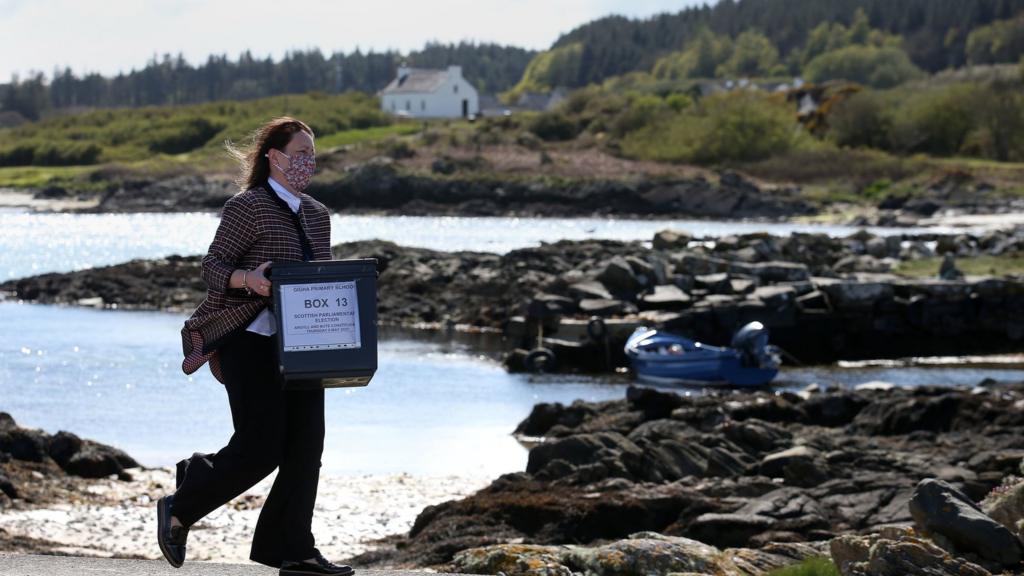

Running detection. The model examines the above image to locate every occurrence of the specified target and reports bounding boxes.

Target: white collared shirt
[267,176,301,213]
[246,176,302,336]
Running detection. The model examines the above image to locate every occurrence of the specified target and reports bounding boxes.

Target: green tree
[966,16,1024,64]
[847,8,871,45]
[805,45,924,88]
[621,92,797,164]
[716,30,780,77]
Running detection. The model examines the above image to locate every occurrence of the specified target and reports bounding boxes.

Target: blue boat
[624,322,781,386]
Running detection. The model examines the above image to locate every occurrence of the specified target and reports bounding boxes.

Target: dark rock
[742,262,811,283]
[802,393,869,427]
[696,273,732,294]
[0,428,49,462]
[597,258,643,296]
[865,237,889,259]
[652,230,692,251]
[853,395,961,435]
[533,458,577,481]
[904,198,942,216]
[637,285,692,310]
[730,278,757,295]
[568,280,613,301]
[526,432,642,477]
[47,431,83,467]
[752,285,796,308]
[720,419,792,454]
[817,279,894,310]
[626,386,687,420]
[578,298,630,315]
[674,254,729,276]
[60,444,131,478]
[0,473,16,499]
[514,402,592,437]
[939,253,964,281]
[795,290,829,311]
[728,396,805,423]
[686,513,776,548]
[759,446,828,487]
[834,254,891,274]
[909,478,1022,566]
[526,293,576,317]
[624,256,656,287]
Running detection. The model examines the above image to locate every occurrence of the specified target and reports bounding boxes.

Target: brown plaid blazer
[181,181,332,384]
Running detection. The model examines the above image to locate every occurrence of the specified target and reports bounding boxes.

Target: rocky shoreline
[0,411,143,555]
[2,166,813,219]
[5,380,1024,574]
[4,227,1024,372]
[0,410,490,562]
[350,382,1024,575]
[8,157,1021,225]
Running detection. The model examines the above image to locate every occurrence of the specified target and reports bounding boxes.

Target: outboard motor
[730,322,777,368]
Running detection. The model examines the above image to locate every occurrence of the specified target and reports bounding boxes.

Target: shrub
[968,85,1024,161]
[889,84,976,156]
[805,45,924,88]
[381,138,415,159]
[665,93,692,113]
[742,146,924,185]
[515,131,542,150]
[608,94,668,137]
[0,91,396,165]
[621,92,797,164]
[347,107,389,130]
[529,111,580,141]
[145,117,225,154]
[829,91,894,149]
[0,143,36,166]
[0,140,102,166]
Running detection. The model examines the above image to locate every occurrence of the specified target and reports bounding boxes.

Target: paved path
[0,555,461,576]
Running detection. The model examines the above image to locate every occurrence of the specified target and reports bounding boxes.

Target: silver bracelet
[242,269,252,295]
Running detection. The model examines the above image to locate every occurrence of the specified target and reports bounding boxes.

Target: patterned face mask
[273,150,316,192]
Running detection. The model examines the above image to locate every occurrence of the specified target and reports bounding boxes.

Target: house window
[421,100,425,111]
[406,100,410,110]
[453,85,459,94]
[390,101,395,111]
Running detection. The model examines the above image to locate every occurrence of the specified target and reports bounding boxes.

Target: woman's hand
[245,261,273,297]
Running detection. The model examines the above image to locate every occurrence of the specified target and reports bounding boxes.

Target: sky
[0,0,710,81]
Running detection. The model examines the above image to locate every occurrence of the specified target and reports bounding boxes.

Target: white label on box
[279,280,361,351]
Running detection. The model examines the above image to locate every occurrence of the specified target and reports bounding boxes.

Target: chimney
[397,62,410,82]
[447,65,462,78]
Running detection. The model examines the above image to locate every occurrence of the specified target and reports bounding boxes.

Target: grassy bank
[894,254,1024,277]
[3,75,1024,215]
[766,557,839,576]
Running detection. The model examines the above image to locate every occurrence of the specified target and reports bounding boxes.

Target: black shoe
[157,495,188,568]
[280,550,354,576]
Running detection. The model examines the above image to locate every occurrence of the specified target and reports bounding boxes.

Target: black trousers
[172,329,325,567]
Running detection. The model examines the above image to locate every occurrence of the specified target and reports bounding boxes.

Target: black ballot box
[269,259,378,389]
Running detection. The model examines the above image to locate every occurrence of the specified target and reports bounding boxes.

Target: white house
[379,65,479,119]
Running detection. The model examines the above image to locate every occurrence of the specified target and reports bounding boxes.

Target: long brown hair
[226,116,314,191]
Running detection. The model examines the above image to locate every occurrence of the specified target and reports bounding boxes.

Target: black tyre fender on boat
[586,316,608,341]
[525,347,557,373]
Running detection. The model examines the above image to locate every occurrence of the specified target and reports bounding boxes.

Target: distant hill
[513,0,1024,92]
[5,0,1024,121]
[0,42,536,120]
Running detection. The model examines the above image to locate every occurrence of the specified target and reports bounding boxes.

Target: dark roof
[380,69,448,94]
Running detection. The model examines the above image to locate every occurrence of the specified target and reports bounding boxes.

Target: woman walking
[159,117,352,576]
